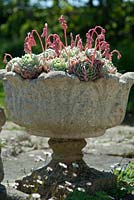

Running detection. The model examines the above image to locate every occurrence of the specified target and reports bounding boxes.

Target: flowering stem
[91,40,107,67]
[64,29,67,47]
[110,50,122,60]
[45,34,48,51]
[3,53,13,64]
[91,42,101,67]
[32,30,45,52]
[62,43,68,57]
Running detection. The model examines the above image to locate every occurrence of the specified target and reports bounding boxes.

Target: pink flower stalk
[24,42,31,54]
[46,34,56,49]
[41,23,48,50]
[46,34,62,56]
[86,28,99,49]
[97,33,105,41]
[41,23,48,38]
[75,34,80,44]
[110,50,122,61]
[94,26,105,35]
[53,34,62,56]
[74,34,83,51]
[88,27,107,67]
[90,29,99,40]
[91,41,109,67]
[32,30,45,52]
[95,33,105,50]
[77,38,83,51]
[86,26,105,50]
[70,33,75,49]
[24,32,36,54]
[46,34,53,47]
[101,43,110,59]
[86,31,93,49]
[3,53,13,64]
[93,27,105,49]
[59,15,68,47]
[46,33,68,57]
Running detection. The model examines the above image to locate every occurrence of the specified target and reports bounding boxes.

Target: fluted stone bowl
[0,70,134,139]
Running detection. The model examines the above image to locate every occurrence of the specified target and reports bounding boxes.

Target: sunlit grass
[0,93,5,107]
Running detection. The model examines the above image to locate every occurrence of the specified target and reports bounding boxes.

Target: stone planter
[1,71,134,137]
[0,69,134,198]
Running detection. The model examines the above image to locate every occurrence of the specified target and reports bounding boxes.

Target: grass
[113,162,134,196]
[0,92,5,107]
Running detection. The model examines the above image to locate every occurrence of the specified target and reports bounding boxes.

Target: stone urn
[0,69,134,198]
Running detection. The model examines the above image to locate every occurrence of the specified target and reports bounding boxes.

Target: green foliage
[66,191,111,200]
[113,162,134,196]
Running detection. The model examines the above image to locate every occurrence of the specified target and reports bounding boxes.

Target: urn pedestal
[0,70,134,198]
[16,138,116,199]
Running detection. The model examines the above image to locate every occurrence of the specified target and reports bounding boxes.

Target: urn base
[16,138,116,199]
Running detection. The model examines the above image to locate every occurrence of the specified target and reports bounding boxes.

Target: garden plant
[3,15,121,81]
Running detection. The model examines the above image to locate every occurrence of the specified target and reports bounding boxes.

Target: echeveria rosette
[51,58,67,71]
[6,54,44,79]
[61,46,80,60]
[6,57,22,73]
[3,15,121,80]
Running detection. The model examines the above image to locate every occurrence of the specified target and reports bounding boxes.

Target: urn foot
[16,138,116,199]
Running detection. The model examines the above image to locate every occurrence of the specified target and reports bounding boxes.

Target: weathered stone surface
[1,71,134,138]
[0,184,29,200]
[0,69,6,80]
[85,125,134,157]
[49,138,86,162]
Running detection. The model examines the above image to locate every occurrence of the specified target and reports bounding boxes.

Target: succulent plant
[51,58,67,71]
[101,58,117,74]
[19,54,43,79]
[6,57,22,73]
[3,15,121,80]
[62,46,80,60]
